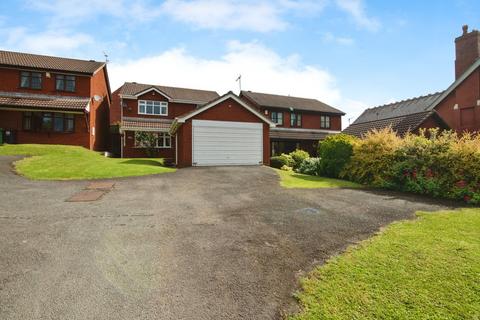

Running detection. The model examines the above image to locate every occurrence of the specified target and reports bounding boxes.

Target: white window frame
[138,100,168,116]
[134,131,171,149]
[156,132,171,148]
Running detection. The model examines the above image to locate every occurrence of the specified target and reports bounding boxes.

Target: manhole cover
[296,207,321,215]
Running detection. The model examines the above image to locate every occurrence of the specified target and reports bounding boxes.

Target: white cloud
[161,0,283,32]
[323,32,354,46]
[108,41,341,102]
[0,27,94,55]
[160,0,326,32]
[335,0,380,31]
[26,0,163,25]
[108,41,366,128]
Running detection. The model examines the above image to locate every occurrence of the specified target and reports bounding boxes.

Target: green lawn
[291,208,480,319]
[0,144,175,180]
[276,169,361,189]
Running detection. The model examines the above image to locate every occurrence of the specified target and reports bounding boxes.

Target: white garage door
[192,120,263,166]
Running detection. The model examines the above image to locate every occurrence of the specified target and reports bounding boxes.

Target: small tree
[318,133,357,178]
[135,132,158,157]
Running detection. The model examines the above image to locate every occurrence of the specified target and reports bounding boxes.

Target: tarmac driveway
[0,156,452,319]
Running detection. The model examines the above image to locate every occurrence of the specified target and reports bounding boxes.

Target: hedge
[341,128,480,204]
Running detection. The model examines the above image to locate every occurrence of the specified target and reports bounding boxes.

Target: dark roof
[352,92,444,124]
[343,111,436,137]
[343,91,448,137]
[119,82,219,104]
[241,90,345,114]
[270,128,331,140]
[0,91,89,111]
[0,50,105,75]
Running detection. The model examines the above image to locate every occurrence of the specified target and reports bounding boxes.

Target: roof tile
[0,91,89,111]
[0,50,104,74]
[343,111,434,137]
[120,82,219,104]
[241,90,345,114]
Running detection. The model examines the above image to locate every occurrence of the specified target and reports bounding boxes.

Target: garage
[171,92,275,167]
[192,120,263,166]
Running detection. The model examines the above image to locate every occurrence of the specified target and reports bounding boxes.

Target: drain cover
[296,207,320,215]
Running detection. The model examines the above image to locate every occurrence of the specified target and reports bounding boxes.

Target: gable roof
[343,92,446,137]
[241,90,345,115]
[0,50,105,75]
[428,58,480,110]
[343,111,441,137]
[352,92,444,125]
[170,92,275,134]
[119,82,219,104]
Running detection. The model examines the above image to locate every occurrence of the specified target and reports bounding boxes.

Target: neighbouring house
[0,50,111,150]
[344,25,480,137]
[239,90,345,156]
[111,82,275,167]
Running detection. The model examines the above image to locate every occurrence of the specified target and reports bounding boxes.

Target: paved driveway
[0,156,453,319]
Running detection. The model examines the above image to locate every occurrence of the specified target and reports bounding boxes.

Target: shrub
[289,149,310,169]
[298,157,322,176]
[341,127,402,186]
[342,127,480,203]
[318,134,357,178]
[270,153,294,169]
[281,165,293,171]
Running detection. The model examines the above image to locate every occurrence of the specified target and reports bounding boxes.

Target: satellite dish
[93,95,103,102]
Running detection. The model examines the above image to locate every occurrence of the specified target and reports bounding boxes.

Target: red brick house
[240,91,345,155]
[112,82,275,167]
[344,25,480,137]
[0,50,111,150]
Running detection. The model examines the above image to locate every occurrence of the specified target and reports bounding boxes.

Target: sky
[1,0,480,127]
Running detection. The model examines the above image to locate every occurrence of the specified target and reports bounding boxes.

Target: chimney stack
[455,24,480,79]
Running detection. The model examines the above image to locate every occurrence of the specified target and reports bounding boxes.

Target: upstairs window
[321,115,331,129]
[56,74,76,92]
[138,100,168,116]
[20,71,42,89]
[290,113,302,127]
[271,111,283,125]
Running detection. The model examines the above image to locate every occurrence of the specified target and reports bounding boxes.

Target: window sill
[133,146,172,149]
[137,113,169,117]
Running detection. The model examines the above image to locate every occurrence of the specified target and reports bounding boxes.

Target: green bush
[270,153,294,169]
[298,157,322,176]
[289,149,310,169]
[341,128,401,185]
[342,128,480,204]
[317,134,357,178]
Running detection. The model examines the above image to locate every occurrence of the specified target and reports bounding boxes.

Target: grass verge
[276,169,361,189]
[0,144,175,180]
[290,208,480,319]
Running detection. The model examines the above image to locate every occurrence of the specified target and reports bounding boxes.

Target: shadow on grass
[119,159,164,166]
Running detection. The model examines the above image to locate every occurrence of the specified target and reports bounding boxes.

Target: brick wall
[0,109,89,148]
[176,97,270,167]
[435,69,480,133]
[0,67,91,97]
[122,130,175,159]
